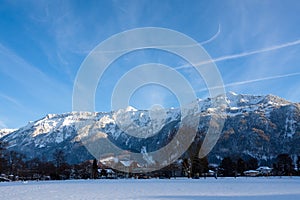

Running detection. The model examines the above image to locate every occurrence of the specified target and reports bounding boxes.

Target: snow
[2,92,299,164]
[0,177,299,200]
[99,115,114,128]
[284,111,297,138]
[126,106,138,112]
[0,128,16,138]
[120,160,133,167]
[228,91,238,96]
[244,170,259,173]
[3,92,293,145]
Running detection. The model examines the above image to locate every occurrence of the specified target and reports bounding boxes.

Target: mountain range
[1,92,299,165]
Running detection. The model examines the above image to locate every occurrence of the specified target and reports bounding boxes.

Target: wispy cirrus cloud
[0,43,70,113]
[197,72,300,93]
[0,43,68,93]
[200,24,221,45]
[0,93,23,108]
[176,38,300,70]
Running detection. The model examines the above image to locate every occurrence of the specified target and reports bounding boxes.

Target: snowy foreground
[1,177,300,200]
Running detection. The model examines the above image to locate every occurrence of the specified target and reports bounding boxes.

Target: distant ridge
[1,93,299,164]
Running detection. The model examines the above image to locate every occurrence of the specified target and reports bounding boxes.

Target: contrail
[91,25,221,54]
[226,72,300,87]
[197,72,300,92]
[200,24,221,45]
[176,38,300,70]
[0,93,23,108]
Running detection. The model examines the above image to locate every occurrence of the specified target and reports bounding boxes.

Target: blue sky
[0,0,300,128]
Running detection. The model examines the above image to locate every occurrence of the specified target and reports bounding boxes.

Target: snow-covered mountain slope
[205,92,300,164]
[1,93,299,164]
[1,106,183,163]
[0,128,17,138]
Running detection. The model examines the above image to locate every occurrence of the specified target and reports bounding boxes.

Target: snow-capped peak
[125,106,138,112]
[227,91,238,96]
[1,92,299,165]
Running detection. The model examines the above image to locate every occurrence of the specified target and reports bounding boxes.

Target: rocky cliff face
[208,96,300,164]
[1,92,299,164]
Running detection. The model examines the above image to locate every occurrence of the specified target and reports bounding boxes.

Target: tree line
[0,141,92,180]
[184,154,300,178]
[1,140,300,181]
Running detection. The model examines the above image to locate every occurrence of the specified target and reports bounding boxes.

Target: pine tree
[236,158,246,175]
[191,156,200,178]
[0,141,8,173]
[182,158,191,178]
[52,149,66,179]
[219,157,235,177]
[100,168,107,178]
[297,156,300,176]
[92,159,98,179]
[297,156,300,167]
[246,157,258,170]
[277,154,293,176]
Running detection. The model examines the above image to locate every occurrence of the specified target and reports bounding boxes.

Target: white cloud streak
[79,24,222,54]
[227,72,300,87]
[200,24,221,45]
[0,93,23,108]
[197,72,300,92]
[0,43,70,109]
[176,38,300,70]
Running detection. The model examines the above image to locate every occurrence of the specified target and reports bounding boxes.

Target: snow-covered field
[1,177,300,200]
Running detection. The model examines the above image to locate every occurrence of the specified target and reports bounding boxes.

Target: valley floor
[0,177,300,200]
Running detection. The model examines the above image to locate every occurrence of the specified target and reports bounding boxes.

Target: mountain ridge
[1,92,299,165]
